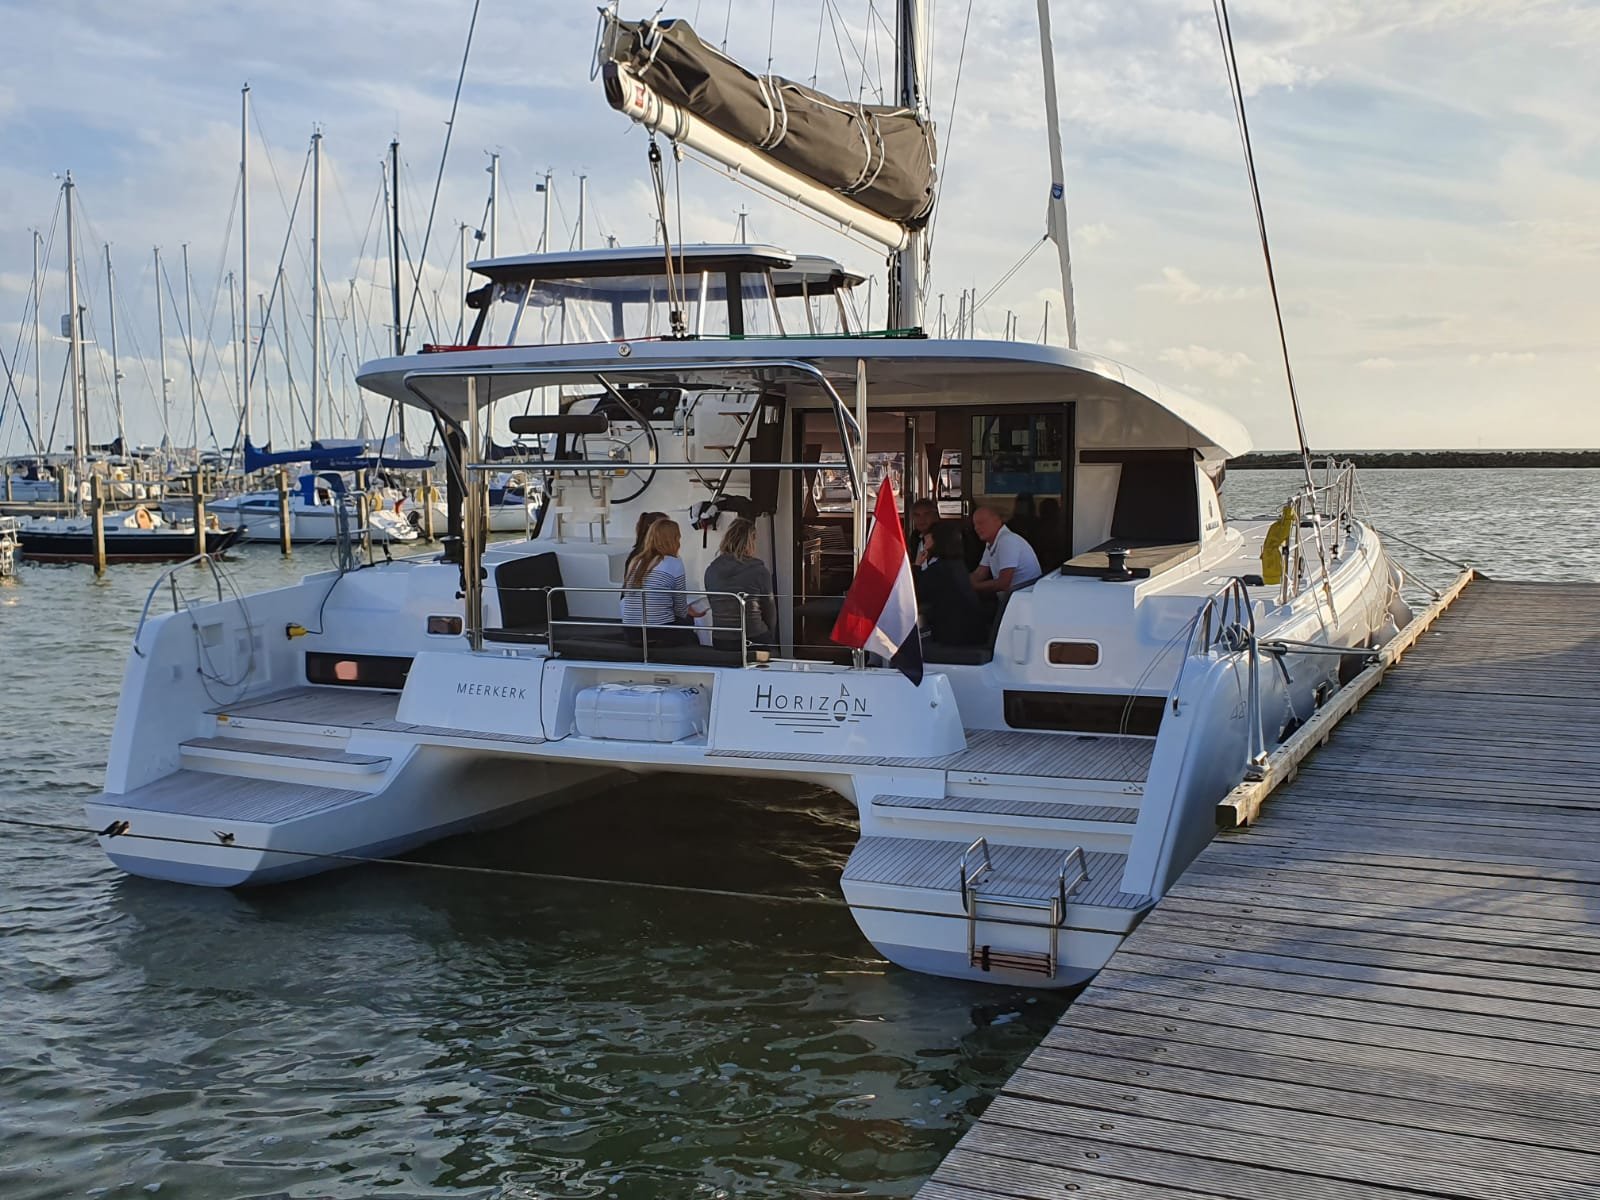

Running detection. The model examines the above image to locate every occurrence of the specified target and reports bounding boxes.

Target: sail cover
[601,17,936,226]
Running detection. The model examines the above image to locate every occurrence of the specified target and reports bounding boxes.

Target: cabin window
[1004,690,1164,736]
[1047,640,1100,667]
[305,651,413,690]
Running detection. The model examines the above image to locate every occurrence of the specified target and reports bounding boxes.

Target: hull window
[1004,690,1163,737]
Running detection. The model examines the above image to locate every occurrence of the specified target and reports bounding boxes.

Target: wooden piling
[420,483,436,542]
[276,468,292,556]
[90,474,107,575]
[192,469,208,558]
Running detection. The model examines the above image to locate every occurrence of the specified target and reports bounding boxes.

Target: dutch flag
[830,480,924,685]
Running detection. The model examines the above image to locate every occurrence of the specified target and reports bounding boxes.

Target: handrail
[958,836,993,913]
[1056,846,1089,918]
[535,583,758,666]
[1278,457,1358,606]
[131,554,229,658]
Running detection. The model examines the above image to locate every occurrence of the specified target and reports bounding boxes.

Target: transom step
[872,793,1138,824]
[181,736,390,775]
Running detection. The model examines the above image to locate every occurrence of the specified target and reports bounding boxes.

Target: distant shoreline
[1231,450,1600,470]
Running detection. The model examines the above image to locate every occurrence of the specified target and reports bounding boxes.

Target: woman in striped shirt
[620,518,705,647]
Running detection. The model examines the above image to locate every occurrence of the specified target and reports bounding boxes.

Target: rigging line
[974,235,1047,314]
[156,256,224,452]
[0,814,847,908]
[823,0,859,98]
[722,0,733,51]
[1210,0,1315,502]
[920,0,974,279]
[812,0,825,86]
[235,149,312,453]
[401,0,483,351]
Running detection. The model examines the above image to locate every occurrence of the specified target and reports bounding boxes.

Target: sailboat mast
[389,138,406,446]
[311,128,323,443]
[891,0,927,330]
[487,152,499,257]
[577,174,587,250]
[1035,0,1077,348]
[241,84,252,448]
[32,231,43,453]
[541,170,552,252]
[105,245,125,451]
[155,248,170,453]
[183,243,198,463]
[64,172,87,498]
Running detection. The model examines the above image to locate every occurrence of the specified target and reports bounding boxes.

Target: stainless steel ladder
[959,837,1089,978]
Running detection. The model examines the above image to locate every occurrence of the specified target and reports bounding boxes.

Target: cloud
[1075,222,1115,247]
[1139,267,1259,305]
[1357,356,1397,370]
[1159,344,1255,377]
[1467,351,1538,366]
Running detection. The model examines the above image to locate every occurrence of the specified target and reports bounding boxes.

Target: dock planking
[918,580,1600,1200]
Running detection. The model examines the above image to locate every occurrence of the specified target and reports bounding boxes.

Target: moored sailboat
[86,4,1410,988]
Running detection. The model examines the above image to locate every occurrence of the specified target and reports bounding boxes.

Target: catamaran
[86,5,1409,986]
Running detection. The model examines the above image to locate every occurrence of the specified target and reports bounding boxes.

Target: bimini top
[467,243,865,302]
[356,336,1253,461]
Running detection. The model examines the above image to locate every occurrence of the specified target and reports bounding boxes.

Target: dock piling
[192,469,207,558]
[90,474,106,575]
[276,468,292,556]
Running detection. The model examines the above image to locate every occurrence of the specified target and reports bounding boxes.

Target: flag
[830,480,924,685]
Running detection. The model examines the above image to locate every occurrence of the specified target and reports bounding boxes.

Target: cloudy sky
[1,0,1597,455]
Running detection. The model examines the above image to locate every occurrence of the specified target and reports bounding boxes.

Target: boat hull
[20,525,244,564]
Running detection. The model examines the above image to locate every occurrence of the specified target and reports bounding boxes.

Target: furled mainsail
[600,16,936,227]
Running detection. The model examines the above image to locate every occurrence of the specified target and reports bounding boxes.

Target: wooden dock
[920,579,1600,1200]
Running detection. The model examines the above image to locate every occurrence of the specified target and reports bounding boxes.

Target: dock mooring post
[90,474,107,575]
[192,469,208,558]
[421,483,436,542]
[276,468,292,556]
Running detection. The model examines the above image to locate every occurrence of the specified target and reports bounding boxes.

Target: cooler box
[574,683,708,742]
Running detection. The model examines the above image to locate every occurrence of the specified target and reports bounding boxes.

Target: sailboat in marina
[87,4,1408,987]
[17,173,244,565]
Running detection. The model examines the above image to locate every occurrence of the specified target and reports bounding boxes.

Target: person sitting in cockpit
[704,517,776,651]
[620,518,705,647]
[917,521,985,647]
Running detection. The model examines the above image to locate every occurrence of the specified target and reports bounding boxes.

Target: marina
[921,576,1600,1199]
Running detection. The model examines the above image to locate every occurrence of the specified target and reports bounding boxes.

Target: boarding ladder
[959,836,1089,979]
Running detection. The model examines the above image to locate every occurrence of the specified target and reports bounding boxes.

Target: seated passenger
[917,521,986,647]
[623,510,669,574]
[908,498,939,568]
[619,518,705,647]
[704,517,777,651]
[971,505,1043,594]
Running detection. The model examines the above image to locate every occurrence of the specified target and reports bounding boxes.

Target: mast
[278,267,296,446]
[540,170,552,252]
[105,245,125,451]
[64,172,86,501]
[155,248,170,453]
[183,243,198,463]
[577,174,587,250]
[311,128,323,442]
[487,152,499,257]
[389,138,406,445]
[31,231,43,453]
[228,271,240,443]
[891,0,927,330]
[1036,0,1077,348]
[241,84,252,448]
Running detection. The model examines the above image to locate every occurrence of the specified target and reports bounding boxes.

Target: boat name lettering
[751,683,870,728]
[456,682,528,701]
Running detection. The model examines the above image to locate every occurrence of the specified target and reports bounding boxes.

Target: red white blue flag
[830,480,924,685]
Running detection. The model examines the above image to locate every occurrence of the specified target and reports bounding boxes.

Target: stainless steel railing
[131,554,229,658]
[1171,576,1269,778]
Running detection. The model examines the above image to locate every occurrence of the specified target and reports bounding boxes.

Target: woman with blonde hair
[704,517,776,651]
[620,517,704,647]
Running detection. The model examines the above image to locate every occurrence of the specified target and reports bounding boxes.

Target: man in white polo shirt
[971,505,1042,595]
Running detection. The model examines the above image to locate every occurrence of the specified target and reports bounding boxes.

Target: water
[3,469,1598,1200]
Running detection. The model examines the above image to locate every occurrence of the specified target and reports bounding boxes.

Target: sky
[1,0,1598,455]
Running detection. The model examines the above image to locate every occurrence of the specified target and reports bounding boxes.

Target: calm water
[2,469,1597,1200]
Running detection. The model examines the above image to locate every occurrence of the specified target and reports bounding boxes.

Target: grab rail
[1057,846,1089,916]
[958,836,993,913]
[131,554,229,658]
